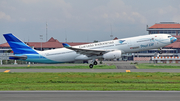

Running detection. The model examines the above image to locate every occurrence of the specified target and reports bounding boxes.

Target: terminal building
[147,22,180,35]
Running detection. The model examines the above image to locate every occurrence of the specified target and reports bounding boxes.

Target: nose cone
[170,37,177,43]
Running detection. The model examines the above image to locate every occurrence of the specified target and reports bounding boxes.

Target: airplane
[3,33,177,68]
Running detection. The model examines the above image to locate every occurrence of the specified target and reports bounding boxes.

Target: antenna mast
[110,25,113,40]
[46,22,48,41]
[65,29,67,42]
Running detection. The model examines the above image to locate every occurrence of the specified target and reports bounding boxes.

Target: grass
[1,63,180,69]
[136,63,180,69]
[1,72,180,91]
[0,65,116,69]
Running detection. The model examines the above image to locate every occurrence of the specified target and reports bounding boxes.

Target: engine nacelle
[103,50,122,59]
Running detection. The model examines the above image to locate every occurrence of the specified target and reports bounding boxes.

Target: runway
[1,69,180,73]
[0,91,180,101]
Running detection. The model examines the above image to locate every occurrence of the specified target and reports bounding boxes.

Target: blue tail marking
[62,43,71,48]
[3,33,38,54]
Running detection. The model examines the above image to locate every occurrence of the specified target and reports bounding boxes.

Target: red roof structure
[149,24,180,29]
[113,37,118,40]
[0,43,10,48]
[48,37,59,42]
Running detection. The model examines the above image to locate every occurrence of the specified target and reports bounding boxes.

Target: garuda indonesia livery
[3,33,177,68]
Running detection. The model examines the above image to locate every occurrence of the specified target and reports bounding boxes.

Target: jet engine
[103,50,122,59]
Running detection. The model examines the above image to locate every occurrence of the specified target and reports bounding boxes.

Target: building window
[168,31,171,34]
[150,31,158,34]
[159,31,163,33]
[163,30,167,33]
[150,31,152,34]
[172,31,176,33]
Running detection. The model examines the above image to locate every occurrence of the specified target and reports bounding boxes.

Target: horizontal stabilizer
[9,55,27,60]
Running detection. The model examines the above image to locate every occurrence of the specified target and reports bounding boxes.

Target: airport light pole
[110,25,113,40]
[40,35,43,51]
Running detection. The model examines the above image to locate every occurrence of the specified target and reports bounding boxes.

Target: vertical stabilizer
[3,33,38,54]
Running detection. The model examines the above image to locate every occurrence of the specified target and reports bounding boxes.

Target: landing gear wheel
[89,64,94,69]
[93,61,98,65]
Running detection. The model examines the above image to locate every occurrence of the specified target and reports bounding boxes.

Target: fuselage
[24,34,176,63]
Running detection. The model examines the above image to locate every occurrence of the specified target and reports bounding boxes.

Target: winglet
[62,43,71,48]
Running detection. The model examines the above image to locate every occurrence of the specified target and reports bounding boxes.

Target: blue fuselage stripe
[14,54,60,63]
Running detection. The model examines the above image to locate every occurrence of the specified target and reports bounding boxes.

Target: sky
[0,0,180,43]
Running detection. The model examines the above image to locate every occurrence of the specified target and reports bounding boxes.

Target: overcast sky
[0,0,180,43]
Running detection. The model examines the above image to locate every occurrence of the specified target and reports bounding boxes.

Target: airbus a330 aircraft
[3,33,177,68]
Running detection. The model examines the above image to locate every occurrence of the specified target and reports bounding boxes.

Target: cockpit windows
[168,36,172,38]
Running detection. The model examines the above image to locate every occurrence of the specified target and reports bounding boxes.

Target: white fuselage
[36,34,174,63]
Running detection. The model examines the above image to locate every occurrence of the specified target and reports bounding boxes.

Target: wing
[62,43,110,57]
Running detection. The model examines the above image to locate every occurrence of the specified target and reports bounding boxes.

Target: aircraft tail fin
[62,43,71,48]
[3,33,38,54]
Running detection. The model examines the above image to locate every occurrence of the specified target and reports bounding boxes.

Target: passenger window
[168,36,171,38]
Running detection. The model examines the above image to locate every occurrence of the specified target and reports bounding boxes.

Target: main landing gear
[89,61,98,69]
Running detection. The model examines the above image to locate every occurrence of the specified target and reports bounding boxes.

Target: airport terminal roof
[148,22,180,29]
[26,37,90,48]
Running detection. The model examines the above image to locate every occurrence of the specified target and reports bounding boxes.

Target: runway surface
[1,69,180,73]
[0,91,180,101]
